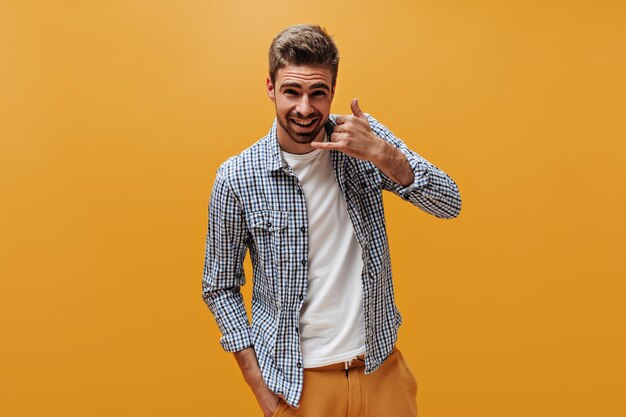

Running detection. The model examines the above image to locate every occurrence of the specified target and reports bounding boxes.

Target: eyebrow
[279,82,331,91]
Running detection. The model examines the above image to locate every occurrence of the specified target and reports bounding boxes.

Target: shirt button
[295,327,299,333]
[297,189,302,195]
[300,226,306,233]
[301,259,307,266]
[297,362,302,368]
[266,222,272,228]
[299,294,304,301]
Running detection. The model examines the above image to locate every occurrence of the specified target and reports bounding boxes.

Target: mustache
[289,112,322,119]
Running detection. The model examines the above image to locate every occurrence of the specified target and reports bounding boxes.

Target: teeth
[292,118,315,127]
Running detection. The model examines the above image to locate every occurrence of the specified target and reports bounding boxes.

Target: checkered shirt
[202,114,461,407]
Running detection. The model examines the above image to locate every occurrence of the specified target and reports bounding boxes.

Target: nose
[295,95,313,117]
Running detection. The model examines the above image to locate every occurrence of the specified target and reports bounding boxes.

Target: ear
[266,77,275,102]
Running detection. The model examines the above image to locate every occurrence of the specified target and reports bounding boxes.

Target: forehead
[275,65,333,88]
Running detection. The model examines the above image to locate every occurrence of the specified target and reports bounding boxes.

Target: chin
[290,133,316,144]
[290,128,323,144]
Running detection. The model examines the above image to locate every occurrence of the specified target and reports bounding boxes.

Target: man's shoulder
[216,134,271,179]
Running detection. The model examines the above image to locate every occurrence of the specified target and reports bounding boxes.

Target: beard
[276,110,326,144]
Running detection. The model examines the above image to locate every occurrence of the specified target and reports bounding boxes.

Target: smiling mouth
[290,117,318,127]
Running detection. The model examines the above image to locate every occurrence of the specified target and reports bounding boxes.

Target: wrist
[368,136,392,167]
[246,372,268,393]
[255,385,280,416]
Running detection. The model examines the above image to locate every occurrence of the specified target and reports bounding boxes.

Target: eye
[284,89,299,96]
[312,90,327,97]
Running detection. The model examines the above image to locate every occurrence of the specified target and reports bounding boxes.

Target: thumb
[351,98,366,119]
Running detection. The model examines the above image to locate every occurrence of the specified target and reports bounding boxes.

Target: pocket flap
[246,210,288,232]
[348,167,382,189]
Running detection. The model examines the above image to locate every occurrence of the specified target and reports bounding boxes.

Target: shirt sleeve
[367,114,462,219]
[201,161,252,352]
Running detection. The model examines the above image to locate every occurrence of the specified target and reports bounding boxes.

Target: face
[267,64,335,153]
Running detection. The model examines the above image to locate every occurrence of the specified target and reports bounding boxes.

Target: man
[202,24,461,417]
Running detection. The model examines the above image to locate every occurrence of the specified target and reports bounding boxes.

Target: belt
[305,346,398,372]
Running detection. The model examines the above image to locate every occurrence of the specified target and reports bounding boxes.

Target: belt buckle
[345,355,363,369]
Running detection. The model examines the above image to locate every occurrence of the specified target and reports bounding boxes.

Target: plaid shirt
[202,114,461,407]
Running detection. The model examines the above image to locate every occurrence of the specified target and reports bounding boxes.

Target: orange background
[1,1,625,416]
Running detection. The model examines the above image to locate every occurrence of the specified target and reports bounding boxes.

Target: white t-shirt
[282,141,366,368]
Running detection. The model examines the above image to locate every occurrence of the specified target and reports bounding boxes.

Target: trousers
[271,347,418,417]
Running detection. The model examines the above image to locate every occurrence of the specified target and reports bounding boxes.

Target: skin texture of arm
[233,347,281,417]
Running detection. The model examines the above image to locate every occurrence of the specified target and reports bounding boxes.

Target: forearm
[371,139,415,186]
[234,347,265,387]
[366,116,461,218]
[234,347,279,416]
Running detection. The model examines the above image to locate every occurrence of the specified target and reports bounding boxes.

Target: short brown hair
[269,24,339,86]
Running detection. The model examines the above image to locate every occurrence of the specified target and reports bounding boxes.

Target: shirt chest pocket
[246,210,291,265]
[348,168,382,190]
[346,168,383,212]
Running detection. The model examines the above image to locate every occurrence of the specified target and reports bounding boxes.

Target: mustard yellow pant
[272,348,418,417]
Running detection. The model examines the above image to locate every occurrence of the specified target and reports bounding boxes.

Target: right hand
[259,390,281,417]
[232,348,282,417]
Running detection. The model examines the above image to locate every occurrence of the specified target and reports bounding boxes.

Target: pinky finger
[311,141,338,150]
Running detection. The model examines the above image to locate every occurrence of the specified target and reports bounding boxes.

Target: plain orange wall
[1,1,625,416]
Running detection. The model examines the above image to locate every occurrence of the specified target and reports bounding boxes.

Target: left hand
[311,98,386,163]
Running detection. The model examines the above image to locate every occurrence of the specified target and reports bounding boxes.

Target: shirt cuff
[220,326,252,352]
